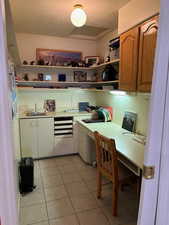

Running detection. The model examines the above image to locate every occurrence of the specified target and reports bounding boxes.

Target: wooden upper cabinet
[137,16,159,92]
[119,27,139,91]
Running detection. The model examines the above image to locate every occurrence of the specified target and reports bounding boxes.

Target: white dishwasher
[53,116,75,156]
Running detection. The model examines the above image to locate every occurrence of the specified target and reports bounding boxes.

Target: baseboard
[34,153,78,161]
[78,154,92,166]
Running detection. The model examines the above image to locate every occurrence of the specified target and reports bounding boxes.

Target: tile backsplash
[17,88,150,135]
[17,89,97,113]
[95,92,150,136]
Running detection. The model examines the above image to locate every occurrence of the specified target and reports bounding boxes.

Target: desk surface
[78,121,145,170]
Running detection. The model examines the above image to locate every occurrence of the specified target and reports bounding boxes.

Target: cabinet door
[119,27,139,91]
[78,124,96,164]
[54,136,74,156]
[73,122,79,154]
[138,16,159,92]
[20,119,38,158]
[73,115,92,154]
[37,118,54,158]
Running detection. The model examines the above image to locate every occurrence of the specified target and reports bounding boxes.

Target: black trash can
[19,157,36,194]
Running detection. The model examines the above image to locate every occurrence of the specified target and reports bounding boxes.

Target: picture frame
[58,74,66,82]
[74,71,87,82]
[44,99,56,112]
[122,112,137,132]
[85,56,100,66]
[36,48,82,66]
[44,75,52,81]
[37,73,44,81]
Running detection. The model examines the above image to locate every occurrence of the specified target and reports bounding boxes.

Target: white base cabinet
[20,118,54,159]
[37,118,54,158]
[20,119,38,158]
[20,114,92,159]
[53,116,74,156]
[73,114,95,164]
[77,124,96,164]
[53,136,74,156]
[73,115,92,154]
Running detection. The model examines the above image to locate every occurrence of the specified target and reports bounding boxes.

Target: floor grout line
[40,157,79,223]
[60,162,108,225]
[39,162,51,225]
[28,159,104,224]
[61,173,81,225]
[21,156,138,225]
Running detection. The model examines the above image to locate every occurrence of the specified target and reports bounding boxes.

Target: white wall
[16,32,97,62]
[17,89,97,114]
[17,88,150,135]
[16,31,120,65]
[12,115,21,212]
[12,116,21,161]
[118,0,160,34]
[96,30,118,62]
[96,92,150,136]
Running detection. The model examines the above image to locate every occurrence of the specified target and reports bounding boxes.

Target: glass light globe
[71,6,87,27]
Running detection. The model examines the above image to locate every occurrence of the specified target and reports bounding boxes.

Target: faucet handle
[35,103,37,112]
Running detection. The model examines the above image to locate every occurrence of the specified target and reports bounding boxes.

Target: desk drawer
[54,121,73,125]
[118,153,141,176]
[54,116,73,136]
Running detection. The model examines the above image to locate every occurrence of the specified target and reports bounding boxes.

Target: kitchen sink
[26,112,47,116]
[82,119,104,123]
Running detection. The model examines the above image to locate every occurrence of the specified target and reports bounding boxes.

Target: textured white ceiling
[10,0,130,38]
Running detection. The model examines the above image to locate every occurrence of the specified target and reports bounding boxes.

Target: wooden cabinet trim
[119,27,139,91]
[119,13,159,36]
[119,15,159,93]
[137,17,158,92]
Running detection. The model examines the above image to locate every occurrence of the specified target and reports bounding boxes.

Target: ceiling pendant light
[70,4,87,27]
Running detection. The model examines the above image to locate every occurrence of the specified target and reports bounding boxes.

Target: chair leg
[112,186,118,216]
[97,171,102,199]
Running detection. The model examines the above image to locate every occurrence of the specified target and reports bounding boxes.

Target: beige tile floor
[20,155,138,225]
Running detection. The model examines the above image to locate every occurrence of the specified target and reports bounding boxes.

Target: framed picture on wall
[74,71,87,82]
[85,56,100,66]
[36,48,82,66]
[44,75,52,81]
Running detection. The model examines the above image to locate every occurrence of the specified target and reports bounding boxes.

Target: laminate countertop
[19,111,92,119]
[77,120,145,169]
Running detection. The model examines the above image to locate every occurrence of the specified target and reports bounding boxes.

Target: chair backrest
[94,131,118,184]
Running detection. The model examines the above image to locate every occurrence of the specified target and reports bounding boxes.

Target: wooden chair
[94,131,135,216]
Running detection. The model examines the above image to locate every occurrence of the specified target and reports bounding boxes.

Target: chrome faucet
[35,104,37,112]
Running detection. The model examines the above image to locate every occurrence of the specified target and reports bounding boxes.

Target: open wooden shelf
[16,87,119,93]
[18,65,93,71]
[17,59,120,72]
[94,59,120,69]
[16,80,119,88]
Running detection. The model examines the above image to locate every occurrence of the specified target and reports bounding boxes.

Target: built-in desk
[77,121,145,176]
